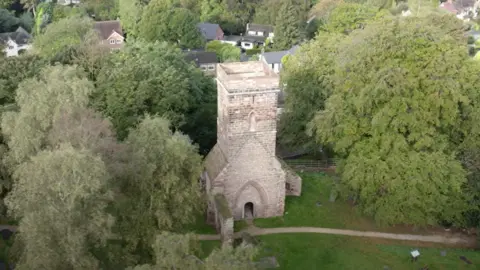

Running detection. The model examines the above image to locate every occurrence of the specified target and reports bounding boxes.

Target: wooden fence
[283,158,338,172]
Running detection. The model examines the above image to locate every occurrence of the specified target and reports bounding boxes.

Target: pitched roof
[241,35,266,43]
[440,2,458,13]
[197,22,220,40]
[94,20,123,40]
[454,0,475,9]
[185,51,218,66]
[204,144,228,180]
[262,45,299,64]
[0,27,31,45]
[246,23,274,34]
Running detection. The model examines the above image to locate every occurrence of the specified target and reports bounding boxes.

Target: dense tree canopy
[82,0,118,21]
[309,15,479,225]
[5,145,114,270]
[32,16,95,61]
[279,32,343,151]
[2,65,93,165]
[0,55,45,109]
[137,0,204,48]
[274,0,305,50]
[118,0,145,37]
[114,116,203,262]
[321,2,380,34]
[94,41,216,152]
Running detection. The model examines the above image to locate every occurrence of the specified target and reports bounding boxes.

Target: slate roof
[246,23,274,34]
[185,51,218,66]
[440,2,458,13]
[204,144,228,180]
[241,35,266,43]
[197,22,220,40]
[262,45,299,64]
[94,20,123,40]
[0,27,31,45]
[454,0,475,9]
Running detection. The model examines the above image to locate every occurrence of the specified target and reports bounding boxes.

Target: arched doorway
[243,202,254,219]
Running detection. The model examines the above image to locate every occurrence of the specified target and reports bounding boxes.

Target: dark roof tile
[94,20,123,40]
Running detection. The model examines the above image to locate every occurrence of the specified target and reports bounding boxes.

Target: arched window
[248,111,256,132]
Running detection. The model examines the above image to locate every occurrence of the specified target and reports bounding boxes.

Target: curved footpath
[1,224,474,246]
[197,226,476,246]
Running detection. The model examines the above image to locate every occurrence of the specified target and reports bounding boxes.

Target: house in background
[184,50,218,75]
[0,27,32,57]
[259,45,299,74]
[94,20,124,50]
[57,0,81,5]
[245,23,274,39]
[197,22,224,41]
[440,0,479,20]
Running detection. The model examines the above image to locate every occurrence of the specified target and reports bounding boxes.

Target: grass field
[201,234,479,270]
[254,173,450,235]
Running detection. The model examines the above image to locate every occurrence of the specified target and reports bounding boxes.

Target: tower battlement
[216,62,279,93]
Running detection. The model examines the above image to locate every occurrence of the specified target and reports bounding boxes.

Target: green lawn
[254,173,445,235]
[201,234,480,270]
[182,213,217,235]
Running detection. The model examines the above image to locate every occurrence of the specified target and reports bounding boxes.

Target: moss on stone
[214,194,232,219]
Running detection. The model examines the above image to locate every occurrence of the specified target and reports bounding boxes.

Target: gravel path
[1,224,473,246]
[197,226,475,246]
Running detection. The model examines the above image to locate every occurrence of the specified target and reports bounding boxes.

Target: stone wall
[279,159,302,196]
[213,194,234,246]
[223,136,286,220]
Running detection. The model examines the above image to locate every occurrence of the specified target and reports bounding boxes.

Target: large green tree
[309,15,478,225]
[33,16,109,81]
[321,2,380,34]
[82,0,119,21]
[94,41,217,152]
[273,0,304,50]
[118,0,145,37]
[1,65,94,165]
[200,0,256,34]
[137,0,204,48]
[32,16,94,61]
[0,55,46,109]
[5,145,114,270]
[114,116,203,263]
[278,32,343,151]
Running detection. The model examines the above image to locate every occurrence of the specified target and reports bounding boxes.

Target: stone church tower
[203,62,301,229]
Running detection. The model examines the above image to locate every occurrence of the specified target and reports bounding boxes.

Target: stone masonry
[203,62,301,227]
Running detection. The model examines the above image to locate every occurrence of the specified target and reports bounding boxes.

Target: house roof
[185,51,218,66]
[440,2,458,13]
[262,45,299,64]
[204,144,228,181]
[197,22,220,40]
[0,27,31,45]
[454,0,475,9]
[246,23,274,34]
[94,20,123,40]
[241,35,266,43]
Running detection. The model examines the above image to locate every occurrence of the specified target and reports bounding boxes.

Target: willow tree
[5,145,114,270]
[1,65,94,165]
[310,14,479,225]
[115,116,203,261]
